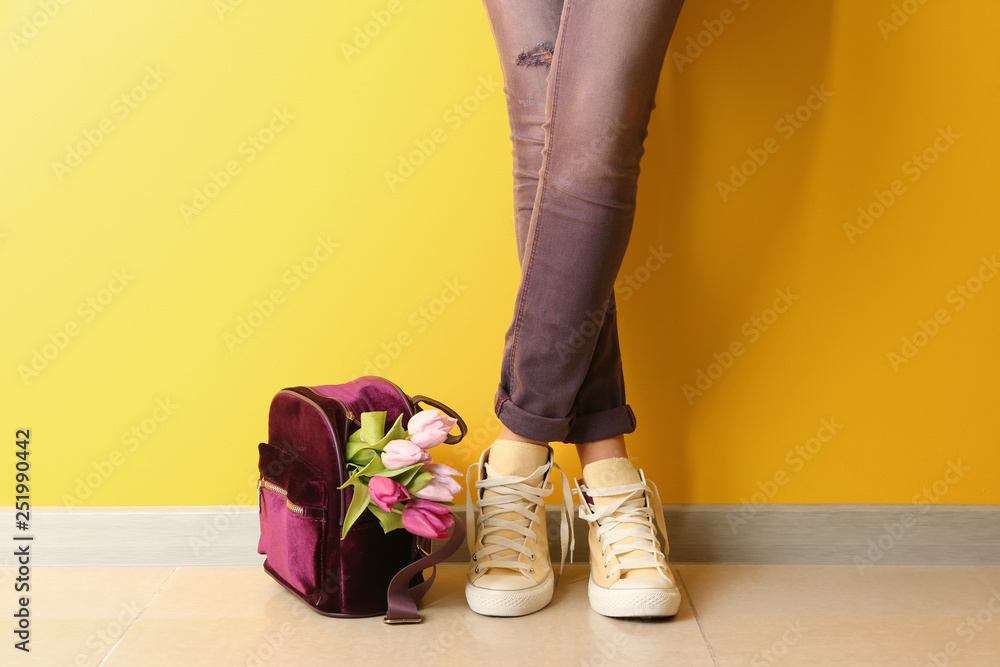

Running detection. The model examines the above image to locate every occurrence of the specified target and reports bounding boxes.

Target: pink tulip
[407,409,459,450]
[381,439,431,470]
[401,499,454,540]
[368,476,410,513]
[413,463,463,502]
[413,476,462,502]
[423,462,461,478]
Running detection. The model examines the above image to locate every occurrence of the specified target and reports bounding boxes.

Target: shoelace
[576,472,670,580]
[465,459,575,584]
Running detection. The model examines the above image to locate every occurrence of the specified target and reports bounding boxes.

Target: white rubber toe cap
[466,572,554,617]
[606,575,677,590]
[471,574,542,591]
[588,575,681,618]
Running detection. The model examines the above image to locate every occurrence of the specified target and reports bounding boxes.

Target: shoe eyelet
[475,566,480,573]
[528,568,534,574]
[529,553,535,561]
[472,554,477,561]
[606,573,612,579]
[604,561,610,568]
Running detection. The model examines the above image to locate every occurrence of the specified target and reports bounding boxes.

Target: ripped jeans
[483,0,685,444]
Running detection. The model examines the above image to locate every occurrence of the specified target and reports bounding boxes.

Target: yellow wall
[2,0,996,507]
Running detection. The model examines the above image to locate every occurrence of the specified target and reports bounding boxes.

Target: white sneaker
[465,439,574,617]
[576,457,681,618]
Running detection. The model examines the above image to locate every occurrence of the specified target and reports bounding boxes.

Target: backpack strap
[408,395,468,444]
[383,513,466,624]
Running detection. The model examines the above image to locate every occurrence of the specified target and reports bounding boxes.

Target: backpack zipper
[260,477,306,515]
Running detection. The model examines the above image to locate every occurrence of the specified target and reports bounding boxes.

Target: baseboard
[2,504,997,567]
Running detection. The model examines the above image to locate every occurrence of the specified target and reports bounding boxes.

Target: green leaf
[373,462,424,485]
[368,505,403,534]
[408,471,435,493]
[360,411,387,446]
[345,440,381,464]
[348,447,377,466]
[374,413,407,450]
[339,455,386,489]
[341,481,371,539]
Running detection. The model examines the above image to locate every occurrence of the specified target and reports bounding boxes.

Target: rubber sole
[465,574,554,617]
[588,576,682,618]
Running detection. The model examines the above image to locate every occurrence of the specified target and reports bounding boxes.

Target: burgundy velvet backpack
[256,376,466,623]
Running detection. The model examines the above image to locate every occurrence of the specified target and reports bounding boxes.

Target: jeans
[483,0,685,444]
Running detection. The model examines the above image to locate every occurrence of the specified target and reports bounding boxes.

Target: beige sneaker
[465,439,574,616]
[576,457,681,617]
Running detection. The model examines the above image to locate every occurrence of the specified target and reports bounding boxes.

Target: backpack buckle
[383,615,423,624]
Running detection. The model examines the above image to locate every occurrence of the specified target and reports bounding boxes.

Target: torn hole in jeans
[516,41,554,67]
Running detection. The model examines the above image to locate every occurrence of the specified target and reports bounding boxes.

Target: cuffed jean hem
[495,391,572,443]
[562,404,636,445]
[495,390,637,444]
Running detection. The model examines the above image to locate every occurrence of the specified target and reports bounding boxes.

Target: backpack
[256,376,466,623]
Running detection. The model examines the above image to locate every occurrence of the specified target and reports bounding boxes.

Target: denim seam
[506,0,572,409]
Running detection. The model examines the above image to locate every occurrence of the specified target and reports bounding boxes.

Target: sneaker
[576,457,681,618]
[465,439,574,617]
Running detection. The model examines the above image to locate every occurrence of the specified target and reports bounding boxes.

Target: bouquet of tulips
[339,408,462,541]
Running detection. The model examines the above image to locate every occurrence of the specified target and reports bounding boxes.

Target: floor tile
[0,566,175,666]
[8,563,999,666]
[102,564,715,666]
[677,564,1000,666]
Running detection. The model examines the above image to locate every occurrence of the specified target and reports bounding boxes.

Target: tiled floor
[2,563,999,666]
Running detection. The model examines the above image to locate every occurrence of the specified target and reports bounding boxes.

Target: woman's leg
[482,0,687,619]
[482,0,564,268]
[482,0,632,453]
[466,0,570,619]
[492,0,686,448]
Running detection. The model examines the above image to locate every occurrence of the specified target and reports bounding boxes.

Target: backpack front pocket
[257,442,328,597]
